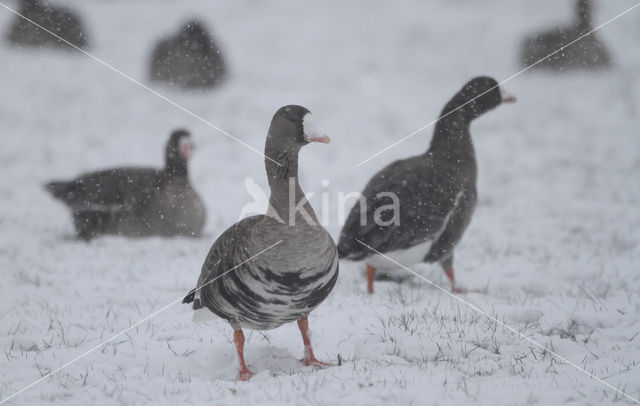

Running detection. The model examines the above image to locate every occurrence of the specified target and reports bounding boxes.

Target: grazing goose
[46,129,205,239]
[338,77,515,294]
[6,0,88,50]
[183,105,338,381]
[150,19,226,89]
[519,0,612,71]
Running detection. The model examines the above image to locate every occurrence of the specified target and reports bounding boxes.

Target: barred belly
[203,248,339,330]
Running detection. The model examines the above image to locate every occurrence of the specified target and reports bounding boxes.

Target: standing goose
[183,105,338,381]
[46,129,205,239]
[519,0,612,71]
[338,77,515,294]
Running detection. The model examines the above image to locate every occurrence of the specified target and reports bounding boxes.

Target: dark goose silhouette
[183,105,338,381]
[519,0,612,71]
[46,129,205,239]
[6,0,88,50]
[150,19,226,89]
[338,77,515,294]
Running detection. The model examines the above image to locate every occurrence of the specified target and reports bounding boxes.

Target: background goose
[46,129,205,239]
[150,19,226,89]
[6,0,88,50]
[338,77,515,294]
[183,105,338,381]
[519,0,612,71]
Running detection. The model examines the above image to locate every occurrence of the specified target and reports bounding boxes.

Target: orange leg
[297,317,331,368]
[366,264,377,294]
[444,268,465,293]
[234,329,253,381]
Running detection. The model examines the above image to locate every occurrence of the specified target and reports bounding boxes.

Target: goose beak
[303,113,331,143]
[500,89,517,103]
[304,133,331,144]
[179,139,194,159]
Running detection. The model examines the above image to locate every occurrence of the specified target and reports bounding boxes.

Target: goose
[520,0,612,71]
[183,105,338,380]
[46,129,205,239]
[338,77,515,294]
[150,19,226,89]
[6,0,88,50]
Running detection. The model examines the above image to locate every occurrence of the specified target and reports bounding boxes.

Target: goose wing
[46,168,160,213]
[338,157,463,260]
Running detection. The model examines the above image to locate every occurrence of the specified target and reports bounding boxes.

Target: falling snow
[1,0,639,405]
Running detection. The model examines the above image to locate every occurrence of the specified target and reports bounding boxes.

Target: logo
[238,176,400,227]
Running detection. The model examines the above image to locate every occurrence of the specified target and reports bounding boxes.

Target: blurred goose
[46,129,205,239]
[150,19,226,89]
[520,0,612,71]
[338,77,515,294]
[183,105,338,381]
[6,0,88,50]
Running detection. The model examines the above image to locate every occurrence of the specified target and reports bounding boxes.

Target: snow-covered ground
[1,0,639,404]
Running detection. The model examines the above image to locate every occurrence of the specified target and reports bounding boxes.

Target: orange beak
[304,134,331,144]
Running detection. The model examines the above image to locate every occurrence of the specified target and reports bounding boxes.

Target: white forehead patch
[178,135,193,158]
[178,136,191,149]
[302,113,319,138]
